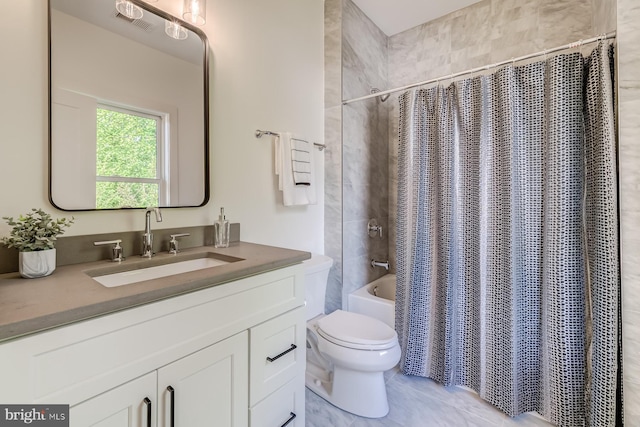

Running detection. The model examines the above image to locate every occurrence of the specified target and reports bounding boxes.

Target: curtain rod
[342,31,616,105]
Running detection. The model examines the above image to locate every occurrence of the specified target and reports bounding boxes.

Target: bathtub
[348,274,396,329]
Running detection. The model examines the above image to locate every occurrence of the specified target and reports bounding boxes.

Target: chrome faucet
[142,207,163,258]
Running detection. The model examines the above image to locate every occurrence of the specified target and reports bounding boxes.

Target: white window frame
[95,103,170,206]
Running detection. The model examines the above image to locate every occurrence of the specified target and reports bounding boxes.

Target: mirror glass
[49,0,209,210]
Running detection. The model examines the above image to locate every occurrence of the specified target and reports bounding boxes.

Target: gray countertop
[0,242,310,343]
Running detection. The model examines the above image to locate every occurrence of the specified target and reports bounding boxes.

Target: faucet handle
[94,239,124,262]
[169,233,190,254]
[367,219,383,239]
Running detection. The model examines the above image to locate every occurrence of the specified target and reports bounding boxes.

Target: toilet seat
[316,310,398,351]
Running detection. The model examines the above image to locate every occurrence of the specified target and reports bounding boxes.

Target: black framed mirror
[49,0,209,210]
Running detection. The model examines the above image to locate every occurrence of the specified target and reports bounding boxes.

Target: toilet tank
[302,255,333,320]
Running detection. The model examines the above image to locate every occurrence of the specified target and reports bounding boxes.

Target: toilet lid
[316,310,398,350]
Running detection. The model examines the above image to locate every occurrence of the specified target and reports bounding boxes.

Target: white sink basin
[92,257,230,288]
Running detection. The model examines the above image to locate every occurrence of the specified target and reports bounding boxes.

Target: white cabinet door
[70,372,156,427]
[157,332,248,427]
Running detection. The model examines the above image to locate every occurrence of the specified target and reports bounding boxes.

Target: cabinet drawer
[249,307,305,405]
[250,378,305,427]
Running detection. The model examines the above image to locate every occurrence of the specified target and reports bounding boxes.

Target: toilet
[303,255,401,418]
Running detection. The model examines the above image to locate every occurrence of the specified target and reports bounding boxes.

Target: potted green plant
[1,208,74,278]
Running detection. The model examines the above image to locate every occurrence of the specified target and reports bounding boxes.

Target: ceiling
[351,0,482,36]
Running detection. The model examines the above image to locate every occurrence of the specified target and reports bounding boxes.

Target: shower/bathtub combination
[349,274,396,329]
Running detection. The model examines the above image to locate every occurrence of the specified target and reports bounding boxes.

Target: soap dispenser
[214,207,230,248]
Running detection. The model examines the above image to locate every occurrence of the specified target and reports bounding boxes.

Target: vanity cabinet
[0,264,305,427]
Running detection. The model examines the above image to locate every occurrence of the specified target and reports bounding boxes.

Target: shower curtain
[395,42,618,426]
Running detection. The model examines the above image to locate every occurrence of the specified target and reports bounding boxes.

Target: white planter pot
[19,249,56,279]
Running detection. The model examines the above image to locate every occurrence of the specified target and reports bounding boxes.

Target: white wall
[205,0,325,254]
[0,0,324,255]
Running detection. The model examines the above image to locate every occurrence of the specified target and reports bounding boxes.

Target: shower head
[370,88,390,102]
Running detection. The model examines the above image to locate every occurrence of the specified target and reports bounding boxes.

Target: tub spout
[371,259,389,270]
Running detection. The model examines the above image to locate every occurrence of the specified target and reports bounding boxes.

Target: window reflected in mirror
[96,106,165,209]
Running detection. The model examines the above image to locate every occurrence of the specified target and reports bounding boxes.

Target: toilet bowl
[306,310,401,418]
[303,255,401,418]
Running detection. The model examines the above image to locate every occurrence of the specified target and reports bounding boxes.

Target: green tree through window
[96,106,162,209]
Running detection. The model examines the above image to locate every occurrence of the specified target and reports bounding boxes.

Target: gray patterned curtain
[395,42,618,426]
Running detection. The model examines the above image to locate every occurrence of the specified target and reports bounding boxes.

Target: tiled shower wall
[341,1,390,307]
[324,0,390,313]
[324,0,343,314]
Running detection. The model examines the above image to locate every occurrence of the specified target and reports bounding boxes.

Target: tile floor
[305,366,555,427]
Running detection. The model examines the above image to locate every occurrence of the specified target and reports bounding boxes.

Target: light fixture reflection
[115,0,143,20]
[165,21,188,40]
[183,0,206,26]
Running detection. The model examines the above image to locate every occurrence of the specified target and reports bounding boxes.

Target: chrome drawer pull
[266,344,297,362]
[280,412,296,427]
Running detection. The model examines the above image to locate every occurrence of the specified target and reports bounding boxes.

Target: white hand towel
[276,132,316,206]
